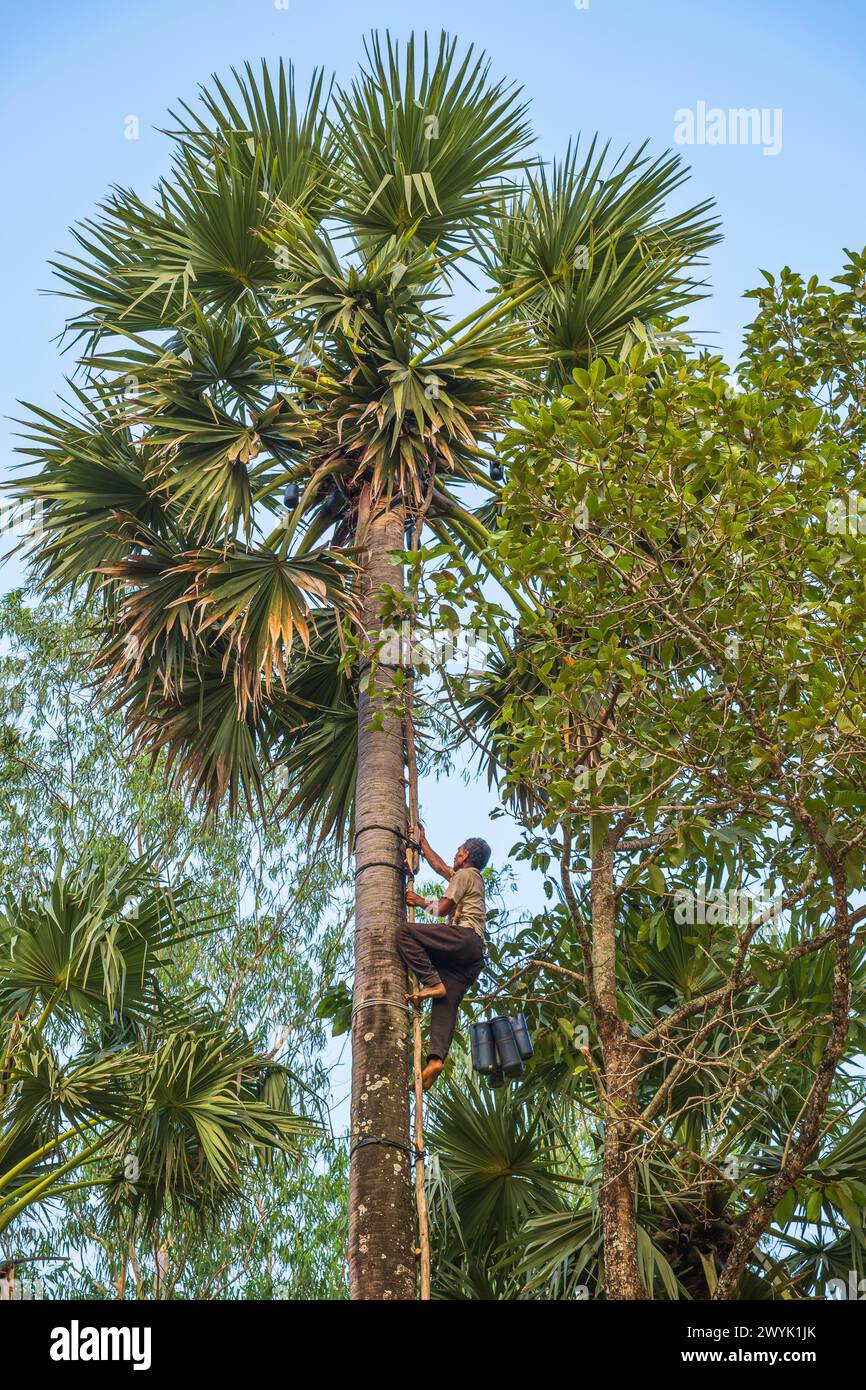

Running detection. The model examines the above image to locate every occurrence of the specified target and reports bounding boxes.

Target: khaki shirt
[444,867,486,942]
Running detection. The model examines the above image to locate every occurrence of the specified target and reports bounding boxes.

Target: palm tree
[0,848,310,1257]
[12,32,719,1297]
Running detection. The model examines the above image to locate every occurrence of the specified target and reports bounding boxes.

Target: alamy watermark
[379,622,492,674]
[0,499,43,540]
[0,1264,44,1300]
[674,888,781,926]
[50,1321,151,1370]
[826,491,866,535]
[674,102,783,157]
[826,1271,866,1300]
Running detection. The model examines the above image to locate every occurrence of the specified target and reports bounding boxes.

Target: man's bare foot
[421,1058,444,1091]
[405,982,446,1004]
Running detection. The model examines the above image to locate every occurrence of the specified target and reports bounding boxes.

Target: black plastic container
[470,1021,498,1076]
[491,1016,524,1078]
[510,1012,534,1062]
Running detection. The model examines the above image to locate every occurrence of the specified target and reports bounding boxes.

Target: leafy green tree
[426,250,866,1297]
[11,33,717,1295]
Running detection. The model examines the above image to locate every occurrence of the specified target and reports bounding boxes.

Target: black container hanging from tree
[510,1013,534,1062]
[490,1017,524,1078]
[470,1020,498,1076]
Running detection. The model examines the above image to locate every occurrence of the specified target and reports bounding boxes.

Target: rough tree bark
[347,495,415,1300]
[712,832,853,1300]
[591,819,648,1300]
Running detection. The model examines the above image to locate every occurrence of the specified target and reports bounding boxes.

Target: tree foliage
[421,251,866,1298]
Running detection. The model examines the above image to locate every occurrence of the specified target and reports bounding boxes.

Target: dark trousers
[396,920,484,1062]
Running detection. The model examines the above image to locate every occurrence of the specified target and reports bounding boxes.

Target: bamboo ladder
[404,513,431,1301]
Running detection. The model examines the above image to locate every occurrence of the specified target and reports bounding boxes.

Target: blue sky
[1,0,864,912]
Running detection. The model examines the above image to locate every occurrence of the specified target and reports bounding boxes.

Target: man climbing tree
[401,830,491,1089]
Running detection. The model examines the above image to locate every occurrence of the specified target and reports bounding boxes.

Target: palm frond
[428,1075,566,1242]
[0,849,202,1025]
[9,384,180,595]
[485,137,721,381]
[332,31,533,255]
[167,60,338,223]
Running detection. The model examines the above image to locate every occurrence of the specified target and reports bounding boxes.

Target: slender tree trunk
[712,853,852,1300]
[348,495,415,1300]
[591,821,647,1300]
[598,1037,645,1299]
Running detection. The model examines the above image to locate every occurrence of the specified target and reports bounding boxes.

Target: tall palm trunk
[348,494,415,1300]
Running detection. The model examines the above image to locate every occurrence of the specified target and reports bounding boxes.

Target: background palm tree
[0,848,310,1257]
[0,590,351,1298]
[12,32,719,1296]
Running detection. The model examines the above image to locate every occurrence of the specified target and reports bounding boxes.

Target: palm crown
[0,849,310,1240]
[14,31,719,838]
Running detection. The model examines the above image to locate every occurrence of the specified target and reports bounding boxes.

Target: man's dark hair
[462,837,492,871]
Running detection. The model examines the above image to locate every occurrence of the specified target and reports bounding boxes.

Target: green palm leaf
[167,60,338,223]
[0,850,200,1024]
[428,1076,565,1242]
[332,32,533,254]
[485,137,720,381]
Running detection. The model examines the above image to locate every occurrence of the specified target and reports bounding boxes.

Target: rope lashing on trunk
[351,996,410,1017]
[353,827,420,882]
[354,860,408,880]
[353,824,422,856]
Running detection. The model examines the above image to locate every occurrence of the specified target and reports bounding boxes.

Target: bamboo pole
[405,519,431,1302]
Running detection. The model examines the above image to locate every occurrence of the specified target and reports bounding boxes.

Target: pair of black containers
[470,1013,533,1087]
